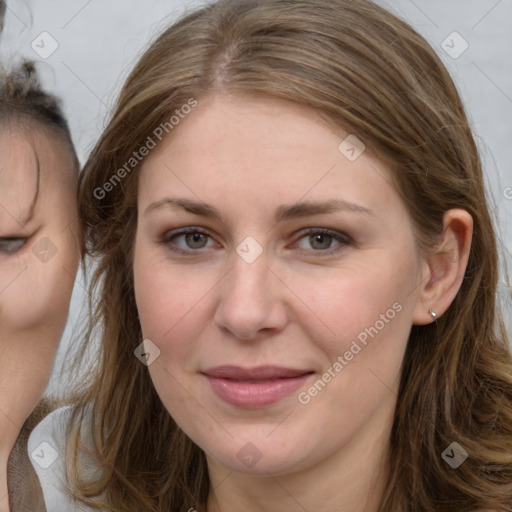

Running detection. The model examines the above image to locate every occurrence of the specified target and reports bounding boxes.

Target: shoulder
[27,406,84,511]
[28,404,71,448]
[7,403,54,511]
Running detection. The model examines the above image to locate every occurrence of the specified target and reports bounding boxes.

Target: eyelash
[296,228,353,254]
[160,226,352,257]
[0,237,28,255]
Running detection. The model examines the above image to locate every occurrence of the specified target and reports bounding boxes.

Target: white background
[0,0,511,393]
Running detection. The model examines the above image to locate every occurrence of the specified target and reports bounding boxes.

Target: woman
[30,0,512,510]
[0,61,80,510]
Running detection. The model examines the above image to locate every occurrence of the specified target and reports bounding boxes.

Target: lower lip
[204,374,313,408]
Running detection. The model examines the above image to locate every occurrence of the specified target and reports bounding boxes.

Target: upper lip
[202,366,313,380]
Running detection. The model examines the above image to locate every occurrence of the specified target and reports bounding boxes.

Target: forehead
[0,127,39,229]
[0,124,76,231]
[139,94,396,216]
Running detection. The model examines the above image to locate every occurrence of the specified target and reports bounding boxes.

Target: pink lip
[202,366,313,408]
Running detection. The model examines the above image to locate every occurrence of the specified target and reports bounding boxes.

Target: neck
[206,392,395,512]
[208,463,388,512]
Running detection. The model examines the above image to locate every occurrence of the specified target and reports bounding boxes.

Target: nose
[213,250,288,340]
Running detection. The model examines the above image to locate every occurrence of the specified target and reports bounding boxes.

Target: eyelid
[289,228,353,253]
[0,237,29,254]
[160,226,352,257]
[161,226,221,254]
[161,226,217,243]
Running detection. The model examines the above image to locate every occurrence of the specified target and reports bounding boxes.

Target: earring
[429,308,437,321]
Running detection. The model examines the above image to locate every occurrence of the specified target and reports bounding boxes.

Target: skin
[0,124,79,511]
[133,94,473,512]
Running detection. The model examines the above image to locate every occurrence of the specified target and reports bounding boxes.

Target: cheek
[290,255,416,354]
[292,254,418,419]
[0,243,76,334]
[134,253,211,430]
[0,231,78,407]
[133,245,212,362]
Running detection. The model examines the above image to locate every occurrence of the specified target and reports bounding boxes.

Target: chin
[199,433,316,476]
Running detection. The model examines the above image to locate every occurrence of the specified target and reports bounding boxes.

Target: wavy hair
[72,0,512,510]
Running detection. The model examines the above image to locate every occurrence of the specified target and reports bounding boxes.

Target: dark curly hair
[0,60,76,156]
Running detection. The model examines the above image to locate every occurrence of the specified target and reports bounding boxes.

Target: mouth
[201,366,315,408]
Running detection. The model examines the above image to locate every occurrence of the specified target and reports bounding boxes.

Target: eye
[293,229,351,253]
[162,228,218,253]
[0,237,28,254]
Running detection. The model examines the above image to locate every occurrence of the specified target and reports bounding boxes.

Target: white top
[27,406,90,511]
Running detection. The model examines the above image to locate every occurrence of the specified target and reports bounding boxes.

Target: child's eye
[0,237,28,254]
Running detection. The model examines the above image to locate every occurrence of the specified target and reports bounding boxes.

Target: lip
[202,366,314,408]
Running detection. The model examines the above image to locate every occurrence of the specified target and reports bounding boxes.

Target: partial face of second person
[0,124,79,446]
[134,94,434,483]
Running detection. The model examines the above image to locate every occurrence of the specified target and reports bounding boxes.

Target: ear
[412,209,473,325]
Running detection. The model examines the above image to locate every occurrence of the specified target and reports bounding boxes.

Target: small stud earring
[429,308,437,321]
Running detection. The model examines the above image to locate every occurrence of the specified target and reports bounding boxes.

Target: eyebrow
[143,197,373,222]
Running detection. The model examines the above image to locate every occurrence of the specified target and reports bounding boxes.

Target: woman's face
[0,125,78,438]
[134,94,428,476]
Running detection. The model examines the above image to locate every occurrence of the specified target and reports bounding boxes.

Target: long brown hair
[73,0,512,510]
